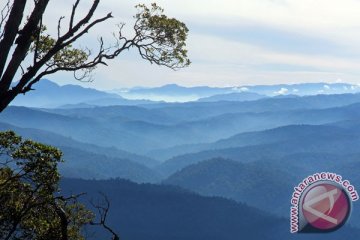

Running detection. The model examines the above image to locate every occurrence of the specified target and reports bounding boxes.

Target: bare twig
[69,0,80,30]
[0,0,12,39]
[90,193,120,240]
[57,16,65,39]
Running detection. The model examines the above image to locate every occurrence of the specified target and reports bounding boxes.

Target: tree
[0,131,118,240]
[0,0,190,112]
[0,2,189,238]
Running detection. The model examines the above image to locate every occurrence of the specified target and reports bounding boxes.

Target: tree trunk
[0,0,27,79]
[0,91,17,112]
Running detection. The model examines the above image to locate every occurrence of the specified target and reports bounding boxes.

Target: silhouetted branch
[90,193,120,240]
[0,2,189,112]
[0,0,11,39]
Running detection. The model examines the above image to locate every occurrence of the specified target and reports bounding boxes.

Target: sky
[29,0,360,89]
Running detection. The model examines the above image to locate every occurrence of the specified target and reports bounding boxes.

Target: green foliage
[29,2,189,74]
[30,26,89,70]
[0,131,94,240]
[0,2,190,112]
[134,3,190,69]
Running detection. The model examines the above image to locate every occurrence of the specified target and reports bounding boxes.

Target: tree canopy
[0,1,190,239]
[0,0,190,112]
[0,131,118,240]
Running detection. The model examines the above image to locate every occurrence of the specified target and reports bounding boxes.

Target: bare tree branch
[90,193,120,240]
[0,0,12,39]
[0,2,190,112]
[57,16,65,39]
[12,3,113,95]
[69,0,80,30]
[62,13,113,48]
[0,0,50,95]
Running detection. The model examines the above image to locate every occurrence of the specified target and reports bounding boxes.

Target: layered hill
[157,123,360,176]
[4,101,360,155]
[0,122,160,182]
[61,178,360,240]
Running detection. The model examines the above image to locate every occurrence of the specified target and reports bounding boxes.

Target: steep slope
[0,122,161,182]
[163,157,360,226]
[163,158,294,215]
[59,147,161,183]
[43,105,177,125]
[0,122,159,167]
[157,123,360,176]
[0,106,162,153]
[149,124,352,160]
[61,178,360,240]
[3,102,360,155]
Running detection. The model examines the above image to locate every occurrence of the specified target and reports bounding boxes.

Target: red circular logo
[301,183,350,231]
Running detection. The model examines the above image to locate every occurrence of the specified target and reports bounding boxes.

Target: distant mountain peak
[10,79,130,108]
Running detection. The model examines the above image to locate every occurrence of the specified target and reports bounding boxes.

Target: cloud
[274,87,289,95]
[232,87,249,92]
[190,34,360,72]
[336,78,343,83]
[22,1,360,89]
[240,87,249,92]
[128,0,360,51]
